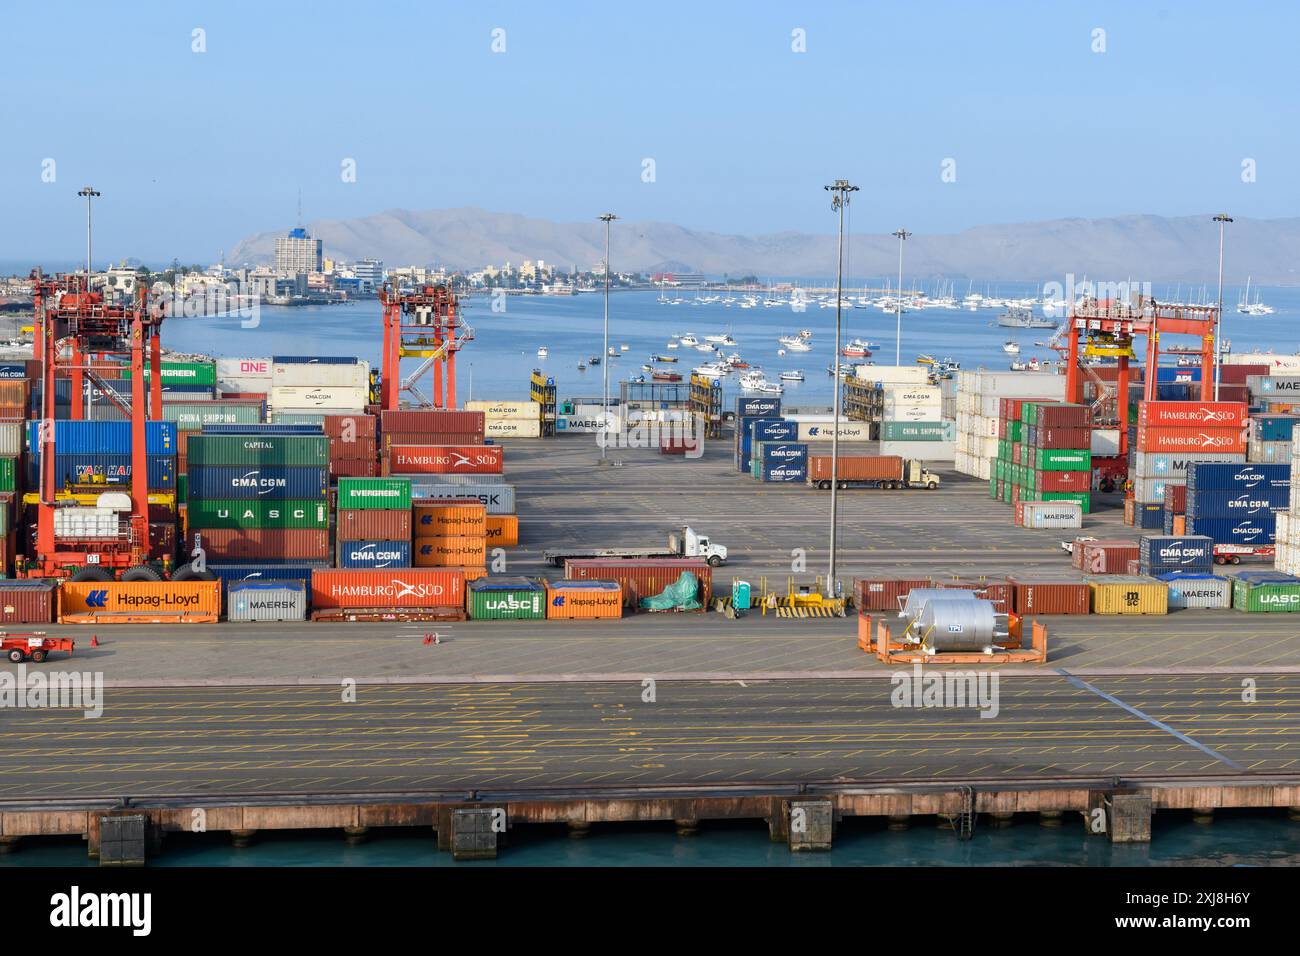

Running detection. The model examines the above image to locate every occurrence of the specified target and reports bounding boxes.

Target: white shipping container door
[0,421,21,457]
[485,417,542,437]
[272,362,370,389]
[972,435,998,458]
[979,394,1001,418]
[976,415,999,438]
[269,385,368,410]
[974,457,991,480]
[1091,429,1120,456]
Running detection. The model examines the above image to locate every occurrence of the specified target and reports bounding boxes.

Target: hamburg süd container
[544,580,623,619]
[387,444,503,475]
[413,536,487,568]
[310,568,465,610]
[0,579,57,623]
[1136,400,1248,428]
[58,581,222,623]
[1004,577,1090,615]
[413,500,487,536]
[336,477,413,510]
[563,558,712,608]
[186,434,330,467]
[467,577,544,620]
[1087,576,1169,615]
[226,579,308,622]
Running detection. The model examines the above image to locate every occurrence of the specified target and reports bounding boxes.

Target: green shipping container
[270,412,326,426]
[1232,578,1300,612]
[185,498,328,529]
[1031,448,1092,472]
[177,473,187,502]
[1006,420,1022,442]
[1039,491,1092,513]
[163,402,264,430]
[123,361,217,387]
[0,457,16,492]
[337,477,412,511]
[468,578,545,620]
[186,435,329,467]
[1001,480,1012,503]
[988,476,999,499]
[880,421,954,442]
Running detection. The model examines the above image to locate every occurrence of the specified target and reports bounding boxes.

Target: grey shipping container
[409,481,515,514]
[226,579,308,622]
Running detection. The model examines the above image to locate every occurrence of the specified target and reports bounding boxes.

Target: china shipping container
[337,477,413,510]
[1155,572,1232,609]
[0,579,57,623]
[186,465,328,500]
[58,580,222,623]
[226,580,308,622]
[186,434,330,467]
[413,536,487,568]
[806,455,904,482]
[853,577,931,611]
[467,577,545,620]
[485,514,519,546]
[1004,577,1090,615]
[563,558,712,608]
[338,540,413,569]
[310,568,465,610]
[185,528,331,562]
[413,500,487,536]
[1087,576,1168,615]
[544,580,623,619]
[336,508,412,541]
[385,444,504,475]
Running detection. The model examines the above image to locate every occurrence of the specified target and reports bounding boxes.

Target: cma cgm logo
[1231,472,1266,487]
[1227,496,1270,509]
[1233,522,1266,539]
[351,548,404,562]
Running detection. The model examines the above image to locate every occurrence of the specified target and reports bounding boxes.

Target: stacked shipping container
[336,477,413,568]
[955,370,1065,481]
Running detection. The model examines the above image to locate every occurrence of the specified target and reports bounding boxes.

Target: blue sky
[1,0,1295,262]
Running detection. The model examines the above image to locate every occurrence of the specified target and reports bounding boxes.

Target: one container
[310,568,465,610]
[467,577,545,620]
[413,536,487,568]
[58,581,222,623]
[337,477,413,510]
[1156,572,1231,610]
[0,579,57,623]
[226,580,308,622]
[1004,576,1090,615]
[1087,576,1169,615]
[563,558,712,608]
[338,540,413,569]
[413,500,487,536]
[544,580,623,619]
[336,508,412,542]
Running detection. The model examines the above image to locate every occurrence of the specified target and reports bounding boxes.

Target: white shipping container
[0,421,21,457]
[271,361,370,390]
[1225,353,1300,371]
[966,370,1066,399]
[216,357,272,393]
[1161,576,1231,610]
[796,421,873,442]
[885,405,941,423]
[980,394,1002,418]
[1021,501,1083,529]
[556,413,621,434]
[465,400,540,420]
[854,365,929,385]
[1132,476,1180,503]
[1248,439,1292,464]
[485,417,542,438]
[971,435,998,458]
[268,385,368,410]
[1091,429,1121,456]
[883,385,942,404]
[1132,451,1244,479]
[878,439,955,461]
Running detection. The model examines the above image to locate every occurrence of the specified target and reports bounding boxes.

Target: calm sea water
[156,282,1300,409]
[2,811,1298,867]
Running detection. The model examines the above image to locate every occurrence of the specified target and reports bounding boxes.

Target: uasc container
[1230,571,1300,612]
[467,577,544,620]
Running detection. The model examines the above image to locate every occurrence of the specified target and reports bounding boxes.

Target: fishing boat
[1003,340,1020,354]
[694,361,728,377]
[666,341,679,349]
[779,370,805,381]
[537,347,548,358]
[916,353,935,366]
[607,347,619,357]
[653,354,678,363]
[577,362,587,371]
[721,353,750,369]
[589,355,601,365]
[652,370,682,382]
[841,338,873,358]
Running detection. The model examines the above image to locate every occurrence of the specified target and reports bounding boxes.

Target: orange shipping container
[413,536,487,568]
[413,499,487,536]
[1135,424,1245,454]
[58,581,221,624]
[484,514,519,546]
[310,568,465,610]
[545,580,623,619]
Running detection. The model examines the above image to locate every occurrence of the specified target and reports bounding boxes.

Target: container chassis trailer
[2,632,75,663]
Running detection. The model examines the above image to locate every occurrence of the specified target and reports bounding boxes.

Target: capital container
[387,444,503,475]
[467,576,544,620]
[0,579,57,623]
[58,580,222,623]
[1138,535,1214,574]
[337,477,412,510]
[226,579,308,622]
[484,514,519,546]
[407,481,514,514]
[544,580,623,619]
[185,499,328,530]
[1186,487,1289,517]
[852,578,931,612]
[1186,462,1290,491]
[1182,515,1275,545]
[26,420,176,455]
[310,568,465,610]
[413,500,486,536]
[563,558,712,608]
[339,540,413,569]
[1137,401,1248,428]
[336,508,412,542]
[1081,540,1140,574]
[1230,570,1300,612]
[186,434,329,467]
[1004,576,1090,615]
[186,528,330,562]
[187,465,327,500]
[1087,576,1168,615]
[1155,572,1231,609]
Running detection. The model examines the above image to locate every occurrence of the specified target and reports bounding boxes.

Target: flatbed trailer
[1213,544,1275,566]
[2,632,75,663]
[543,527,727,567]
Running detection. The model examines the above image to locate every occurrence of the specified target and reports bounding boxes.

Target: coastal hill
[228,207,1300,285]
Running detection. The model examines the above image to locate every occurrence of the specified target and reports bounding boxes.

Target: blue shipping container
[1183,515,1275,545]
[751,419,799,443]
[736,397,781,418]
[29,454,176,489]
[1253,416,1300,443]
[1137,503,1164,529]
[26,420,177,455]
[187,465,328,500]
[0,364,27,379]
[759,442,808,466]
[202,423,323,436]
[1186,462,1289,491]
[339,540,412,569]
[208,564,326,588]
[1139,535,1215,572]
[272,355,360,365]
[1186,487,1291,517]
[1154,366,1203,383]
[760,461,808,482]
[740,418,783,454]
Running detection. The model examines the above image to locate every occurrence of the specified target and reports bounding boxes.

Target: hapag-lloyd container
[1137,401,1248,428]
[413,500,487,536]
[187,434,330,466]
[185,499,328,529]
[58,581,222,623]
[413,536,487,568]
[1138,535,1215,574]
[311,568,465,610]
[467,577,544,620]
[563,558,712,608]
[1156,572,1231,609]
[226,580,308,622]
[544,580,623,619]
[0,579,57,623]
[1186,462,1290,491]
[485,514,519,546]
[797,422,873,442]
[1230,570,1300,612]
[387,444,503,475]
[1004,577,1090,615]
[336,508,412,542]
[186,528,330,562]
[187,465,328,500]
[1087,576,1169,615]
[337,477,413,510]
[339,540,413,569]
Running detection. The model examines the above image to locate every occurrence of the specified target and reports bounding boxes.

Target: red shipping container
[323,414,377,438]
[1221,364,1269,385]
[1005,577,1090,615]
[0,580,56,623]
[382,431,484,452]
[1219,384,1249,404]
[387,444,503,475]
[184,528,330,561]
[1125,559,1140,575]
[1082,541,1140,574]
[853,577,932,612]
[1035,426,1091,449]
[938,579,1011,613]
[311,568,465,610]
[1164,484,1187,513]
[564,558,713,608]
[328,435,377,460]
[1135,424,1245,454]
[806,455,902,482]
[1035,403,1089,429]
[336,508,412,541]
[1011,443,1022,465]
[1137,401,1247,428]
[1035,469,1091,492]
[330,457,380,478]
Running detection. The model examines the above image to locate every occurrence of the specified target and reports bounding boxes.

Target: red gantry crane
[20,270,168,580]
[378,281,473,410]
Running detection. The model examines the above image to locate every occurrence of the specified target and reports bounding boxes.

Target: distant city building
[275,227,323,275]
[353,258,383,291]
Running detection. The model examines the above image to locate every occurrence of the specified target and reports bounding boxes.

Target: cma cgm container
[1186,462,1290,491]
[187,434,329,467]
[1004,577,1090,615]
[1181,516,1274,546]
[544,580,623,619]
[1186,487,1290,517]
[339,540,413,569]
[337,477,413,510]
[387,444,503,475]
[186,465,327,500]
[0,579,57,623]
[468,577,544,620]
[1156,572,1232,610]
[563,558,712,608]
[1231,570,1300,612]
[58,581,222,623]
[186,528,330,562]
[853,577,931,612]
[311,568,465,611]
[1087,576,1168,615]
[1138,535,1215,574]
[226,580,308,622]
[413,500,487,536]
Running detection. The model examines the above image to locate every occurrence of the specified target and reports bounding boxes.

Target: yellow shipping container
[413,535,488,568]
[1087,576,1168,615]
[485,514,519,547]
[59,580,221,623]
[465,400,540,420]
[413,501,487,536]
[545,580,623,619]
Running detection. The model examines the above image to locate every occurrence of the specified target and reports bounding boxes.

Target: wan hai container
[1087,576,1168,615]
[226,580,308,622]
[468,577,544,620]
[544,580,623,619]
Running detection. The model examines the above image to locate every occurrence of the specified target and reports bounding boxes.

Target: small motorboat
[652,370,682,382]
[577,362,587,371]
[588,355,601,365]
[537,347,548,358]
[779,370,804,381]
[841,338,873,358]
[653,354,678,363]
[1003,340,1021,355]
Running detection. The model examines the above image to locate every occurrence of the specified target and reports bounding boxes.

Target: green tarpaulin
[638,571,702,611]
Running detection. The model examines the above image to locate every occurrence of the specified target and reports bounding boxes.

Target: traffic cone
[422,633,433,645]
[90,634,99,648]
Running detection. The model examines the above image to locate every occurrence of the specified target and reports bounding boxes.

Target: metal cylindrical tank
[914,599,1007,652]
[898,588,977,622]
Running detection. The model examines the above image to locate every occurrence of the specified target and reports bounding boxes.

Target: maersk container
[1156,572,1231,609]
[337,477,412,510]
[1230,570,1300,612]
[407,482,514,514]
[186,465,328,500]
[226,580,308,622]
[1138,535,1214,574]
[1182,515,1275,545]
[185,499,329,530]
[186,434,330,467]
[339,540,413,569]
[1185,487,1290,516]
[1018,500,1082,529]
[26,420,176,455]
[1186,462,1289,491]
[467,577,544,620]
